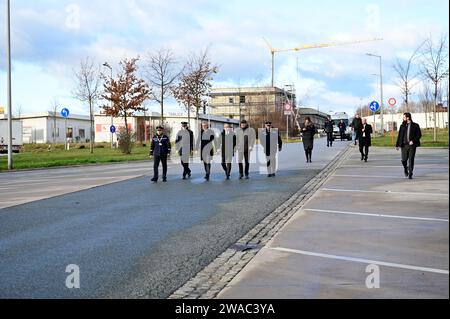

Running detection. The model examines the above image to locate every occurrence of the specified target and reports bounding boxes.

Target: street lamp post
[6,0,13,170]
[103,62,114,148]
[367,53,384,136]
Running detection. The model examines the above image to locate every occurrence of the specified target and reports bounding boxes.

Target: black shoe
[245,176,250,180]
[404,168,408,177]
[205,175,210,181]
[163,177,167,182]
[361,156,364,161]
[151,178,158,183]
[408,174,413,180]
[364,158,368,162]
[182,175,187,180]
[226,175,230,180]
[239,175,244,180]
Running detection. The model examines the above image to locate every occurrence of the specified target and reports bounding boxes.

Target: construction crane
[263,37,383,87]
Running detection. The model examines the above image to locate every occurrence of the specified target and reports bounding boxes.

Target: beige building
[209,87,296,124]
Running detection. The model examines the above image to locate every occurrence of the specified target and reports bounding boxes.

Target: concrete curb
[169,145,354,299]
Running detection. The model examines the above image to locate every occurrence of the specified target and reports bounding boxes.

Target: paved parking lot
[218,147,449,299]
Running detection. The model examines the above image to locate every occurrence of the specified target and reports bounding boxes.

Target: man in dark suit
[351,114,363,146]
[218,123,236,180]
[396,113,422,179]
[236,120,256,179]
[196,121,216,181]
[324,116,335,147]
[175,122,194,180]
[359,118,373,162]
[260,121,283,177]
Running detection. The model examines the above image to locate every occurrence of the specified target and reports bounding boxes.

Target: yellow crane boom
[263,37,383,86]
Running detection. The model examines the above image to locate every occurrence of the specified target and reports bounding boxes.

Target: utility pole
[6,0,13,169]
[103,62,114,148]
[367,53,384,135]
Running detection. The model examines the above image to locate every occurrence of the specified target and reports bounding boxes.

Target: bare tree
[73,57,101,153]
[172,49,218,131]
[421,34,449,141]
[393,41,425,112]
[144,49,182,123]
[102,57,150,154]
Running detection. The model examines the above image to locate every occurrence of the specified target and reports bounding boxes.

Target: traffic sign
[284,103,292,116]
[369,101,380,113]
[61,108,70,118]
[110,125,116,134]
[388,98,397,107]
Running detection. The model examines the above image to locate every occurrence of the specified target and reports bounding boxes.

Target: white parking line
[321,188,449,197]
[304,208,449,222]
[269,247,449,275]
[342,165,448,169]
[334,174,401,179]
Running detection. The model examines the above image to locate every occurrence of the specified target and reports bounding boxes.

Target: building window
[79,129,85,139]
[240,96,246,104]
[229,97,234,104]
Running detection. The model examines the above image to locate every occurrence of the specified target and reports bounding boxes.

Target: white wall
[363,112,448,132]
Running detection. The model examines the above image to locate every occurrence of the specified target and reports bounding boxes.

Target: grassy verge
[371,128,449,148]
[0,143,152,171]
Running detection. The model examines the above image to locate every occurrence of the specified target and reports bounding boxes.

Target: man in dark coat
[396,113,422,179]
[175,122,194,180]
[196,121,216,181]
[218,123,236,180]
[351,114,363,146]
[301,117,318,163]
[236,120,256,179]
[260,121,283,177]
[150,126,171,183]
[359,118,373,162]
[338,120,347,141]
[324,116,335,147]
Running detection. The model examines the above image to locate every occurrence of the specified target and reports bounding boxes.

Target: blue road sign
[110,125,116,134]
[61,108,70,118]
[369,101,380,113]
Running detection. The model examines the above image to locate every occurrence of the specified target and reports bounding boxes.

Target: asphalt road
[0,139,347,298]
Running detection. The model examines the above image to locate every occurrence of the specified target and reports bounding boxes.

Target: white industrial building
[363,112,448,132]
[20,112,92,144]
[94,112,239,143]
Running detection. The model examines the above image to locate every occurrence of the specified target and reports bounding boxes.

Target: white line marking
[342,165,448,169]
[334,174,402,179]
[270,247,449,275]
[321,188,449,197]
[304,208,449,222]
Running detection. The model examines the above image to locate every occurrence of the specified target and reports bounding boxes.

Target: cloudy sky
[0,0,448,117]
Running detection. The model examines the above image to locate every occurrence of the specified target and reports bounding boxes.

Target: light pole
[6,0,13,169]
[367,53,384,136]
[103,62,114,148]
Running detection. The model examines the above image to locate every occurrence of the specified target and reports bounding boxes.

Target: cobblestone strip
[169,145,354,299]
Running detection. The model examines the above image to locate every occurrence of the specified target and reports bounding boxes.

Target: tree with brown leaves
[102,57,150,154]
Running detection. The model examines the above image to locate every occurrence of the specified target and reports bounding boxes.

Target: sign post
[284,103,292,140]
[369,101,380,133]
[61,108,70,150]
[110,125,116,148]
[388,98,397,146]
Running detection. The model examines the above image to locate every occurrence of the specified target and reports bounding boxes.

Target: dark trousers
[203,162,211,176]
[304,147,313,162]
[266,155,277,175]
[326,132,333,146]
[154,155,168,179]
[181,160,191,177]
[238,151,250,176]
[401,145,417,175]
[221,162,232,176]
[359,144,369,160]
[340,131,346,141]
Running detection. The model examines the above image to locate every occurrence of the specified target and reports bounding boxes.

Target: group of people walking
[149,120,282,183]
[150,112,422,183]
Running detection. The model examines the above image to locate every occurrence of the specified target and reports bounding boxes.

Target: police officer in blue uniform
[150,126,171,183]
